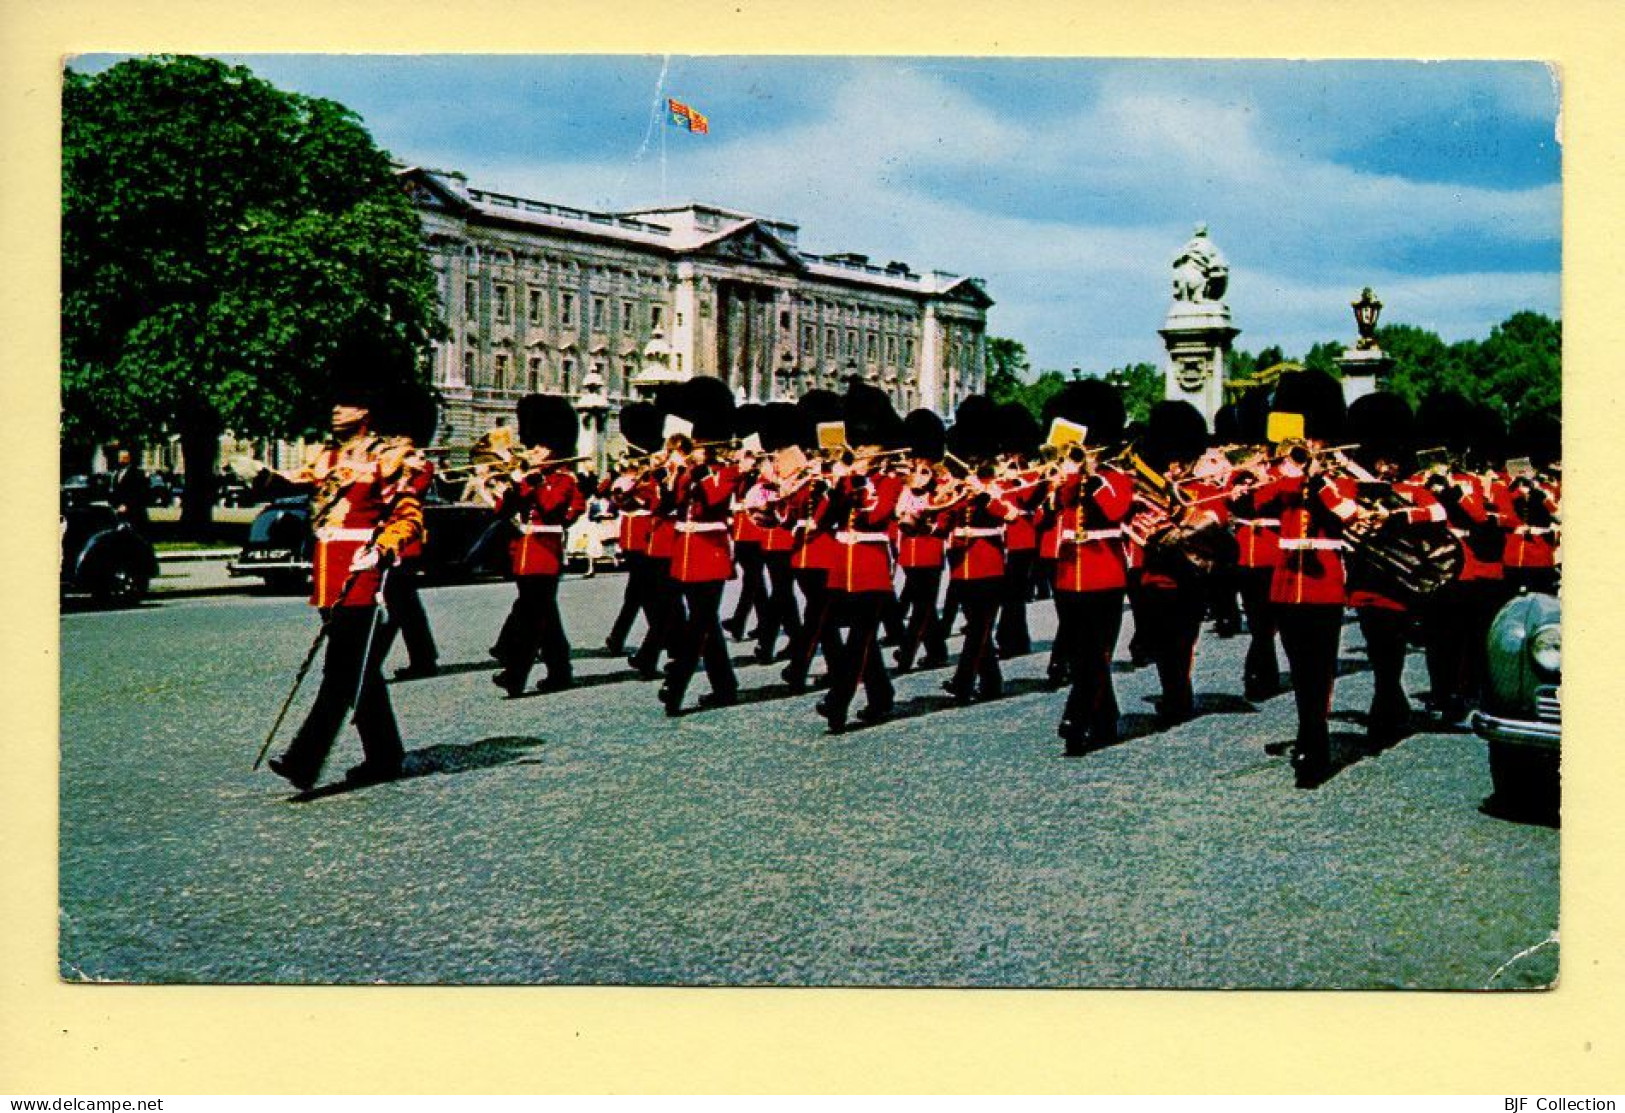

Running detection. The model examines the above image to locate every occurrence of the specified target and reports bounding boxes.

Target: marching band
[266,369,1561,794]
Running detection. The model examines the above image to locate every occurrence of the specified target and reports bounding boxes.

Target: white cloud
[461,62,1558,372]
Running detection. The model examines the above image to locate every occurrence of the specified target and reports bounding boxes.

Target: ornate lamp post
[1351,287,1384,350]
[576,368,609,477]
[1338,287,1390,405]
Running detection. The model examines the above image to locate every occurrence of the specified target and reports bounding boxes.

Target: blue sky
[74,54,1563,374]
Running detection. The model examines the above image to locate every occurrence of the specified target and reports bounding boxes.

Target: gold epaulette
[372,436,423,480]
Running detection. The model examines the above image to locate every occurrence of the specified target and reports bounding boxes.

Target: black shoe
[722,618,745,641]
[1045,668,1068,690]
[977,684,1004,703]
[487,645,503,660]
[534,674,575,694]
[698,689,739,710]
[1059,722,1091,757]
[658,685,683,716]
[941,680,974,705]
[344,760,404,787]
[394,662,439,681]
[267,755,317,792]
[815,698,848,734]
[604,638,625,655]
[1292,750,1330,788]
[917,652,950,671]
[492,671,524,698]
[752,646,776,665]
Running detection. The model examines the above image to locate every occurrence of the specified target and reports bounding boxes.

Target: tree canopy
[62,54,444,524]
[986,309,1560,430]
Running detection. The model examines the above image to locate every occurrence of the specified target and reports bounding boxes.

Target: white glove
[349,546,381,572]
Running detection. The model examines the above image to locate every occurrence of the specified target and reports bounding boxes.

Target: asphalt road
[59,575,1559,988]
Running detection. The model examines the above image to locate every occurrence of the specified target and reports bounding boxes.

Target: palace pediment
[686,221,805,272]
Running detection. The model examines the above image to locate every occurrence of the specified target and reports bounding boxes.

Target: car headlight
[1530,624,1561,676]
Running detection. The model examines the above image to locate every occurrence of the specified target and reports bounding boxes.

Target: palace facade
[403,167,993,446]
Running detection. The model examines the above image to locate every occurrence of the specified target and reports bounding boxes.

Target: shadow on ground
[288,735,547,801]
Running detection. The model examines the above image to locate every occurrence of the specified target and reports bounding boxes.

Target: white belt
[676,521,729,534]
[518,523,565,535]
[1515,526,1556,537]
[952,527,1005,539]
[1239,518,1280,527]
[622,509,650,517]
[315,527,374,543]
[1277,538,1345,551]
[1059,528,1123,543]
[837,531,891,545]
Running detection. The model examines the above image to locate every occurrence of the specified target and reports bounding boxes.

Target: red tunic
[896,485,946,569]
[1138,479,1230,591]
[827,472,902,593]
[1437,471,1505,583]
[670,464,738,584]
[998,476,1043,554]
[612,476,656,554]
[787,482,840,574]
[1052,467,1133,593]
[506,470,586,578]
[1244,467,1359,606]
[1503,478,1559,570]
[942,488,1016,582]
[305,436,426,609]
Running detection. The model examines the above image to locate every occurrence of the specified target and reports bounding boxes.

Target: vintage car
[1471,591,1561,820]
[228,491,508,592]
[60,502,160,606]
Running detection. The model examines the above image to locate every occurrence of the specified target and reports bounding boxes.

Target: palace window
[462,350,474,382]
[886,336,897,364]
[561,292,575,327]
[464,280,477,320]
[494,352,510,390]
[826,326,837,354]
[528,288,544,325]
[803,323,816,351]
[780,309,791,329]
[866,333,878,361]
[846,329,858,357]
[562,357,576,391]
[592,297,606,331]
[528,356,543,391]
[903,337,914,364]
[623,301,635,331]
[493,283,512,324]
[651,305,665,331]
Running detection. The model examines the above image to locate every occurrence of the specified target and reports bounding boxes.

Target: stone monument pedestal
[1338,346,1390,407]
[1161,307,1239,428]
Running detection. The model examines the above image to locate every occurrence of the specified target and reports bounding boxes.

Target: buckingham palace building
[401,167,993,446]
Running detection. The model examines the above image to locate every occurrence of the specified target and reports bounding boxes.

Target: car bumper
[227,559,311,578]
[1471,709,1561,751]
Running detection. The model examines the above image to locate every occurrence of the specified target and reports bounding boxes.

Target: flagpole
[661,109,668,202]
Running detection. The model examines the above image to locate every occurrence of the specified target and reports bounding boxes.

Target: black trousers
[1056,589,1124,741]
[665,580,737,700]
[1139,579,1205,723]
[1274,603,1344,769]
[1206,563,1242,632]
[384,564,437,671]
[783,568,840,684]
[1237,565,1281,697]
[1126,568,1153,664]
[726,542,767,635]
[280,605,403,782]
[1032,556,1055,601]
[630,558,682,672]
[948,578,1003,698]
[997,548,1036,657]
[1505,566,1559,597]
[607,551,656,653]
[755,551,802,659]
[823,591,895,715]
[1357,605,1412,743]
[894,566,949,669]
[498,575,571,686]
[1421,579,1507,714]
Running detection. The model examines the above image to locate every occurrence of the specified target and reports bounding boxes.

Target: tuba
[1125,452,1237,576]
[1331,453,1463,601]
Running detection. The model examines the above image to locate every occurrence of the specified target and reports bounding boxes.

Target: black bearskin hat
[1346,391,1416,471]
[1269,369,1347,443]
[902,408,946,462]
[518,393,579,458]
[1042,378,1126,447]
[1142,400,1209,470]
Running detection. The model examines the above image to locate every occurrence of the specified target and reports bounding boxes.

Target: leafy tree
[984,336,1031,405]
[1474,311,1561,420]
[63,55,444,530]
[1301,340,1347,379]
[1103,361,1163,425]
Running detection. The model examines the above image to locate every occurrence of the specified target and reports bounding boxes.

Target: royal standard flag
[667,98,710,134]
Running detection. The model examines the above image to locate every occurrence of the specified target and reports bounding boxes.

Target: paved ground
[58,576,1559,988]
